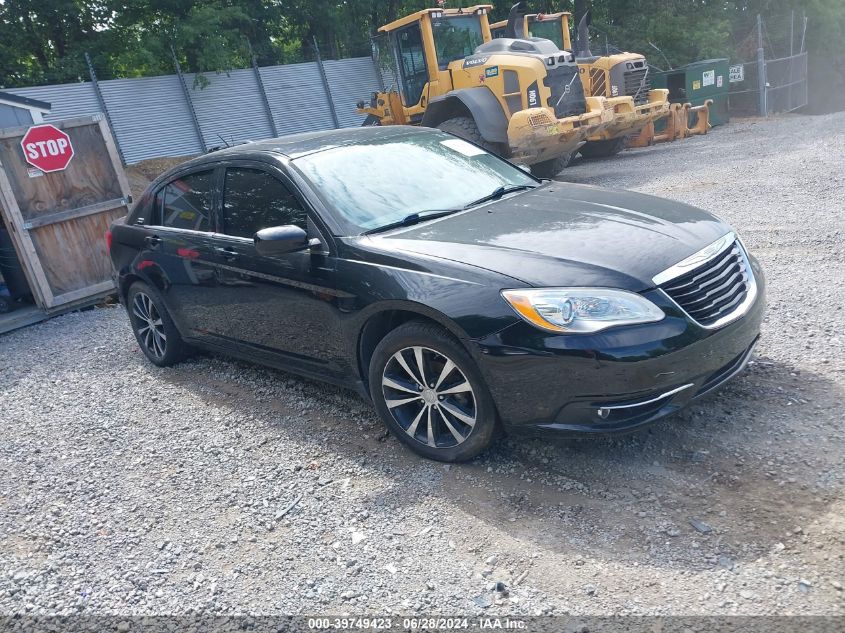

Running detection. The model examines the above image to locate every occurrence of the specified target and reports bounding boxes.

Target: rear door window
[155,170,214,232]
[221,167,308,239]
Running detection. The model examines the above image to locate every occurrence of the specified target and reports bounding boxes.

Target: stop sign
[20,124,75,173]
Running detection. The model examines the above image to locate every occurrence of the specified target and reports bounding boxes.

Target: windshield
[293,131,537,235]
[432,15,484,69]
[528,19,565,49]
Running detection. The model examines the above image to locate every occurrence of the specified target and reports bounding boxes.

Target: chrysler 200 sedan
[108,126,765,462]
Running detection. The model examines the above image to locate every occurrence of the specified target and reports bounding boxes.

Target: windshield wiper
[363,184,537,235]
[363,209,462,235]
[463,184,537,209]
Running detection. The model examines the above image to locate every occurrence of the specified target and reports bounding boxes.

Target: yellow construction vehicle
[357,3,628,176]
[490,10,670,158]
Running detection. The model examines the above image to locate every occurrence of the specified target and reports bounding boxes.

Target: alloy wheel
[381,346,477,448]
[132,292,167,359]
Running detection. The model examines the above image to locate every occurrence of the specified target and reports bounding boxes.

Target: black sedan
[108,126,764,462]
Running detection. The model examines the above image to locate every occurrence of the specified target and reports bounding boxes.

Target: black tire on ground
[126,281,189,367]
[0,296,13,314]
[530,153,572,179]
[368,320,500,462]
[436,116,502,155]
[579,136,628,159]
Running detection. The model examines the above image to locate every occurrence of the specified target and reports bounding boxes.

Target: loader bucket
[627,99,712,147]
[506,96,615,166]
[582,89,670,145]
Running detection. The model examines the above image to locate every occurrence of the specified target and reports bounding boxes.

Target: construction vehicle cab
[491,12,653,104]
[490,10,671,157]
[491,12,573,49]
[358,3,615,176]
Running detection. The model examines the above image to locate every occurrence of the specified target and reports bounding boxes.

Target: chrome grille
[657,234,756,329]
[623,68,650,104]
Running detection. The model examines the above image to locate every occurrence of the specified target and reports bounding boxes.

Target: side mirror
[254,225,309,257]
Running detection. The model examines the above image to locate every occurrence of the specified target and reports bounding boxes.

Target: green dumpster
[653,59,730,126]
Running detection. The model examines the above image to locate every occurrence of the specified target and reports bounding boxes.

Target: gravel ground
[1,113,844,618]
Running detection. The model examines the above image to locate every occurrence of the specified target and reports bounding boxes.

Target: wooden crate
[0,114,130,311]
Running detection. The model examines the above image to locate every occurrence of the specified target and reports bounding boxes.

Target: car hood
[369,182,731,290]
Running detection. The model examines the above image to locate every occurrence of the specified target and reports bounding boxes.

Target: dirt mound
[125,156,197,199]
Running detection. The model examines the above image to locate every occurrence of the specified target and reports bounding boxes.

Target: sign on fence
[729,64,745,83]
[20,123,75,173]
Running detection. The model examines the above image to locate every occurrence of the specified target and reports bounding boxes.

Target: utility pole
[756,14,767,117]
[790,10,794,57]
[800,14,808,54]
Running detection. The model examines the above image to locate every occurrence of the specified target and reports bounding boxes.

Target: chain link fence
[728,13,809,116]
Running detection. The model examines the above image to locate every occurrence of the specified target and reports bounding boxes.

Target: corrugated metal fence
[7,56,382,164]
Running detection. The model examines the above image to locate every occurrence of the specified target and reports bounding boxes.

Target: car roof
[231,125,426,159]
[149,126,431,188]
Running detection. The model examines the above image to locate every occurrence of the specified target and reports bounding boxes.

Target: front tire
[369,321,499,462]
[579,136,627,159]
[126,281,188,367]
[530,153,572,178]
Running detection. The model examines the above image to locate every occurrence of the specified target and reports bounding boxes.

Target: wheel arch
[119,269,167,301]
[356,304,477,395]
[421,88,509,144]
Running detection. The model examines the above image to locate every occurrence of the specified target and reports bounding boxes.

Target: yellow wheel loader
[490,9,670,158]
[357,3,622,177]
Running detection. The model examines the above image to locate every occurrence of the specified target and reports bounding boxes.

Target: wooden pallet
[0,115,130,313]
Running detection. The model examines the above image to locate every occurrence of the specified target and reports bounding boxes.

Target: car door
[141,167,221,341]
[205,162,349,378]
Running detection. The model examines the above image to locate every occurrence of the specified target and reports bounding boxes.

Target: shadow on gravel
[157,347,843,574]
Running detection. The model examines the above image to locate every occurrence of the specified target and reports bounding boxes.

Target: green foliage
[0,0,842,94]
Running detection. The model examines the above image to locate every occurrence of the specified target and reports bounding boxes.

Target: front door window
[431,15,484,70]
[394,23,428,107]
[221,168,307,239]
[528,19,565,50]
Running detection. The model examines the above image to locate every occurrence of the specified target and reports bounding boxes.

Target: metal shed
[0,91,51,128]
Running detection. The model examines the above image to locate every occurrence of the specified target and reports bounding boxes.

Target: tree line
[1,0,843,109]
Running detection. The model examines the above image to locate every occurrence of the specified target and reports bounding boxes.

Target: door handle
[145,235,162,247]
[215,246,239,260]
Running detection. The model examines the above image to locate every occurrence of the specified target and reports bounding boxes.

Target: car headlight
[501,288,665,334]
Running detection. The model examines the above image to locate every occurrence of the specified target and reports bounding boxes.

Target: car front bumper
[472,273,765,436]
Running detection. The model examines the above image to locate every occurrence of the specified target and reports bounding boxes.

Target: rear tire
[579,136,627,159]
[436,116,502,156]
[530,153,572,179]
[369,321,499,462]
[126,281,188,367]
